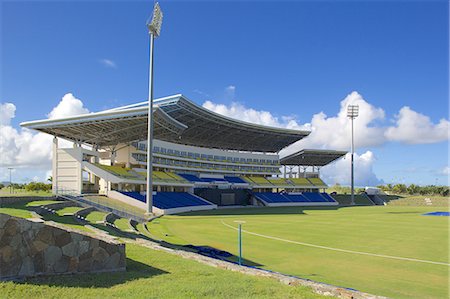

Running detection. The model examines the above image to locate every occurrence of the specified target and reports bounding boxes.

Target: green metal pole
[238,224,242,265]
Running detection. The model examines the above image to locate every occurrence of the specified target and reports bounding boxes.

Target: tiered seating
[119,191,213,209]
[177,173,204,182]
[302,192,328,202]
[224,176,247,184]
[200,177,227,183]
[289,178,313,186]
[254,192,336,204]
[254,193,308,203]
[154,171,188,183]
[244,176,273,186]
[267,178,290,185]
[308,178,327,187]
[320,193,337,202]
[94,164,139,179]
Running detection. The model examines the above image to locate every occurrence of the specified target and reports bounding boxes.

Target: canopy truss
[280,149,347,166]
[21,94,310,152]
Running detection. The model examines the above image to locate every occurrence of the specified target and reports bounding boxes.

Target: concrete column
[52,137,58,194]
[126,144,131,168]
[111,151,116,166]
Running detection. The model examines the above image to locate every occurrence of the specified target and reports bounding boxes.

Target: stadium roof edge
[20,94,311,152]
[280,149,347,166]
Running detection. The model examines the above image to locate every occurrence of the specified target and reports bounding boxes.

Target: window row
[131,142,279,165]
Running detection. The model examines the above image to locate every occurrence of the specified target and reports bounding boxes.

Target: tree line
[0,182,52,192]
[377,184,449,197]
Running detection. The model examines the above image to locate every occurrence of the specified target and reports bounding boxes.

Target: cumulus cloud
[385,106,450,144]
[0,93,89,182]
[47,93,89,119]
[202,89,449,186]
[99,58,117,68]
[203,90,449,156]
[440,166,450,176]
[203,100,310,131]
[320,151,383,186]
[0,103,15,126]
[282,91,386,155]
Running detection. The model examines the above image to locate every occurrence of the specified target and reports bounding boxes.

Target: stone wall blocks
[0,215,11,229]
[0,213,125,280]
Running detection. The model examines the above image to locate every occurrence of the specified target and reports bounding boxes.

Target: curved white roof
[21,94,310,152]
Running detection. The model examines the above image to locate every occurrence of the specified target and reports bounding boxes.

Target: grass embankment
[114,218,132,231]
[0,200,60,218]
[83,195,147,219]
[84,211,107,223]
[0,200,326,299]
[0,188,52,197]
[148,205,449,299]
[0,243,326,299]
[385,195,449,207]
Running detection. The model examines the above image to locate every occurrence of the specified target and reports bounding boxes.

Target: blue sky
[1,0,448,186]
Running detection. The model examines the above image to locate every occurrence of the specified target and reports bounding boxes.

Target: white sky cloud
[47,93,89,119]
[320,151,383,186]
[99,58,117,68]
[1,93,89,182]
[440,166,450,176]
[385,106,450,144]
[203,88,448,186]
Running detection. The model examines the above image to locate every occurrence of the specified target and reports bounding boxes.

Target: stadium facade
[21,94,346,214]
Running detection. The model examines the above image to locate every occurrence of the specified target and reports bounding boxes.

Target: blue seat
[119,191,212,209]
[302,192,328,202]
[255,192,330,203]
[177,173,204,182]
[224,176,247,184]
[320,193,336,202]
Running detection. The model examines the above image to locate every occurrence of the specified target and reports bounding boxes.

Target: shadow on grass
[42,214,85,227]
[87,221,264,268]
[175,206,351,216]
[22,257,168,288]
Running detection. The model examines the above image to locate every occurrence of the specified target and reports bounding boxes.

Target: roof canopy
[21,94,310,152]
[280,149,347,166]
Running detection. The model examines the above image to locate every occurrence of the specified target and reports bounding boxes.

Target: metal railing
[56,188,148,222]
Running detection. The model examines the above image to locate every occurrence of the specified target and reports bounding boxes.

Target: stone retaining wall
[0,196,57,206]
[0,213,126,280]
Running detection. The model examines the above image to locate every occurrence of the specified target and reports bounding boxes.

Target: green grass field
[0,200,326,299]
[0,243,328,299]
[147,205,449,299]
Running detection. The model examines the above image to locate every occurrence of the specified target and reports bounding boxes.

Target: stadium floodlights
[347,104,359,119]
[147,2,163,37]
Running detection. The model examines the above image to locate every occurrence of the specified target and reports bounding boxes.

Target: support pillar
[52,137,58,194]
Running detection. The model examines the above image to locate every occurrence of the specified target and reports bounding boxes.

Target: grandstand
[21,94,346,214]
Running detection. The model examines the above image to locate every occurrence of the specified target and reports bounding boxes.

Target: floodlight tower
[145,2,163,214]
[347,104,359,205]
[8,167,13,194]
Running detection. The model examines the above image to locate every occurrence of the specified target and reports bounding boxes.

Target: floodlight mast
[146,2,163,214]
[347,105,359,205]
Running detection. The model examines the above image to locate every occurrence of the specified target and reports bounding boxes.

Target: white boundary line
[220,220,450,267]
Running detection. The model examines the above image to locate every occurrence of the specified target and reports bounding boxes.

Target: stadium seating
[289,178,313,186]
[254,192,336,204]
[244,176,273,185]
[267,178,290,185]
[119,191,213,209]
[308,178,327,187]
[224,176,247,184]
[177,173,204,182]
[301,192,328,202]
[94,164,139,179]
[320,193,337,202]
